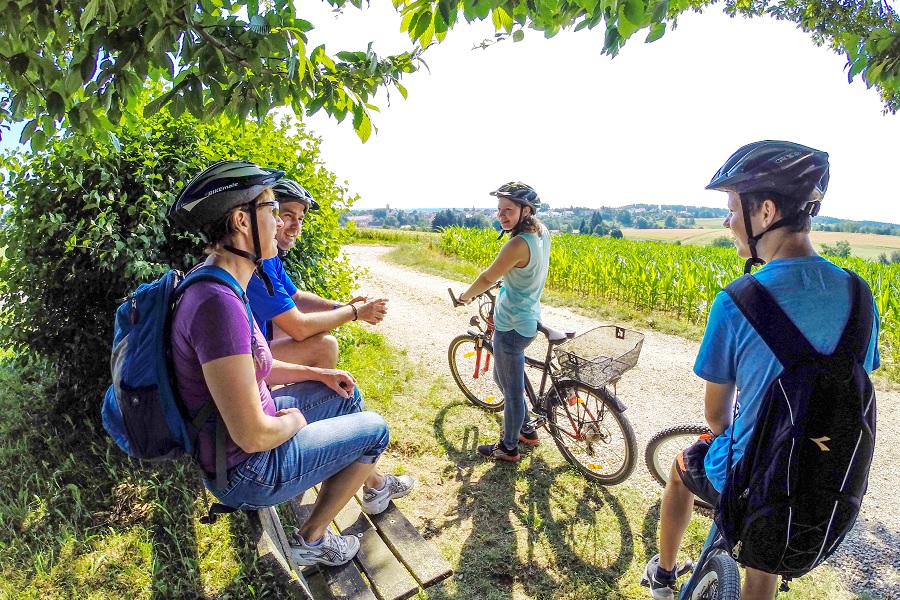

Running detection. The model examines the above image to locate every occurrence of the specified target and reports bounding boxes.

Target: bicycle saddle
[538,323,576,344]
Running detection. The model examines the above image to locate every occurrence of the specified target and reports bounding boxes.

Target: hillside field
[623,221,900,260]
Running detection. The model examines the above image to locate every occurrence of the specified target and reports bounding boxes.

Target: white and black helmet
[272,179,319,211]
[169,159,284,295]
[169,160,284,242]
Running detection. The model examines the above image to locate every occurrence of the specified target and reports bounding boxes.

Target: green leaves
[80,0,99,28]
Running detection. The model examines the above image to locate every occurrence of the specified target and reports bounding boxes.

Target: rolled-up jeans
[206,381,389,510]
[492,328,536,450]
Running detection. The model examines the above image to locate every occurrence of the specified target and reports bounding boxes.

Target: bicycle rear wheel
[547,382,637,485]
[645,424,714,510]
[448,334,503,411]
[688,553,741,600]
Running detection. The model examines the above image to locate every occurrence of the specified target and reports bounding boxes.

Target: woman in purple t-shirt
[167,160,414,568]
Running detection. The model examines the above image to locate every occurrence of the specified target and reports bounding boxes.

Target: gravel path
[344,244,899,598]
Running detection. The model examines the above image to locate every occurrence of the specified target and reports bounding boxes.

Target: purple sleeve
[186,285,257,364]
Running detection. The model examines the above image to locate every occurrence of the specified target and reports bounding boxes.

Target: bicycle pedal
[676,560,694,577]
[525,416,547,430]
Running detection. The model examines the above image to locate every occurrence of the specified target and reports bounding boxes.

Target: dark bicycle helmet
[490,181,541,212]
[272,179,319,211]
[706,140,829,273]
[169,159,284,294]
[170,160,284,238]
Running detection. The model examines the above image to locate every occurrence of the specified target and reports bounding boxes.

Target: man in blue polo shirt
[246,179,388,369]
[643,141,880,600]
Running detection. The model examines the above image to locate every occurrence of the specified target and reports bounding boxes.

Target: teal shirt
[493,224,551,337]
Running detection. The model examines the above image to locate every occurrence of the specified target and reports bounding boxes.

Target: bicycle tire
[448,334,504,412]
[688,553,741,600]
[547,382,637,485]
[645,424,715,510]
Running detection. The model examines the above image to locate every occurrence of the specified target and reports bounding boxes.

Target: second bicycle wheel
[448,334,504,411]
[645,424,714,510]
[547,382,637,485]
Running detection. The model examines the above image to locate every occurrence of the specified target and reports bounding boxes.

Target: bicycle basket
[554,326,645,387]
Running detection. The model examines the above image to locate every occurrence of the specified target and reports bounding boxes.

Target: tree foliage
[0,103,356,417]
[394,0,899,112]
[1,0,897,150]
[0,0,424,148]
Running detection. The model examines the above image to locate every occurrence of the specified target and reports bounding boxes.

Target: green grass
[0,321,876,599]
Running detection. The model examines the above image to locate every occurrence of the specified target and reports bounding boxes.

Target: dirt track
[344,244,899,598]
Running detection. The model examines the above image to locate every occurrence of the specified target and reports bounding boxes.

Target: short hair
[739,190,813,234]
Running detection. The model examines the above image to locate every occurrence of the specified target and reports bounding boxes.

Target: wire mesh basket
[554,326,645,387]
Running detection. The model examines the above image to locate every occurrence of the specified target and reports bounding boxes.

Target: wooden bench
[246,488,453,599]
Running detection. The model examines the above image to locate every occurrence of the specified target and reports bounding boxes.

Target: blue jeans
[206,381,389,510]
[492,328,536,450]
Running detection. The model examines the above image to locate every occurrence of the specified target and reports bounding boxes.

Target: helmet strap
[741,196,766,275]
[222,201,276,296]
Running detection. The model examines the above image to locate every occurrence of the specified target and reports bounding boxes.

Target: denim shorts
[206,381,389,510]
[675,438,720,507]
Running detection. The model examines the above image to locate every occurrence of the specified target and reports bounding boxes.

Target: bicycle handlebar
[448,281,501,308]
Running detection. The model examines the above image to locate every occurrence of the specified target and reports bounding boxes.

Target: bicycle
[643,425,741,599]
[448,283,639,485]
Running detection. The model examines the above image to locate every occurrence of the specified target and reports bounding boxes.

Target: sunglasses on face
[253,201,279,218]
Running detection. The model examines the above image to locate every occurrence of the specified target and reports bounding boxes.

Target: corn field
[440,227,900,378]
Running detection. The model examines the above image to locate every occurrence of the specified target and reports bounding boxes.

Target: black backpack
[715,269,876,580]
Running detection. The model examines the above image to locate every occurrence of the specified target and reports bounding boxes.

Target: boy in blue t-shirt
[246,180,388,368]
[643,141,880,600]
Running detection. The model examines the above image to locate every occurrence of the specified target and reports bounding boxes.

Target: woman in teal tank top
[458,182,551,462]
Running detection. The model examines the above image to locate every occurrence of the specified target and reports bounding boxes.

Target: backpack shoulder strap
[724,274,818,369]
[835,269,875,361]
[171,265,255,491]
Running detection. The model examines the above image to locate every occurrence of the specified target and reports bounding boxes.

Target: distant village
[341,204,900,237]
[342,204,729,235]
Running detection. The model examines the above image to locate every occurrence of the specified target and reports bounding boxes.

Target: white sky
[303,2,900,224]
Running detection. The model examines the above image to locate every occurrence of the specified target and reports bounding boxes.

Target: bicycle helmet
[706,141,829,273]
[169,159,284,294]
[490,181,541,212]
[272,179,319,211]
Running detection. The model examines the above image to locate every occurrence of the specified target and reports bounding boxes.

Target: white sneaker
[289,528,360,566]
[360,473,415,515]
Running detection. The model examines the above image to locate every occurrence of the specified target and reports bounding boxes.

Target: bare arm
[202,354,306,453]
[292,290,335,313]
[271,304,357,341]
[459,237,530,303]
[266,358,357,395]
[704,381,736,436]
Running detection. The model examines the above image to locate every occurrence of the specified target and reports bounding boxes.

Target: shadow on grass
[431,400,640,598]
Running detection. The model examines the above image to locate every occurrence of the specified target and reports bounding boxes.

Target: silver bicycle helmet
[272,179,319,211]
[169,159,284,294]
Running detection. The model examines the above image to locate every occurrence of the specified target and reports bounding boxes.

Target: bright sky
[303,2,900,224]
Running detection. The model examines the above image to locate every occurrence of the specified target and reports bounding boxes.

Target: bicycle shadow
[431,400,638,598]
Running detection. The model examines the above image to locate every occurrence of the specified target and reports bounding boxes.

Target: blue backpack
[101,265,253,491]
[716,270,876,581]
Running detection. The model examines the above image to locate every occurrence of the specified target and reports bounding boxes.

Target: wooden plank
[288,489,377,600]
[369,504,453,588]
[334,500,420,600]
[246,508,314,600]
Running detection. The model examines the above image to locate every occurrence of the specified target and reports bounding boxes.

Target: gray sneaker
[360,473,415,515]
[289,528,360,567]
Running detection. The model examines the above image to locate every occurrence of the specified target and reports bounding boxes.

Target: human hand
[275,407,307,429]
[356,298,388,325]
[348,295,370,304]
[319,369,357,398]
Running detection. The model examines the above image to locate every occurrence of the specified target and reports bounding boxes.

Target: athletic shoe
[360,473,416,515]
[518,430,541,446]
[477,441,521,462]
[641,554,677,600]
[289,527,360,567]
[640,554,693,600]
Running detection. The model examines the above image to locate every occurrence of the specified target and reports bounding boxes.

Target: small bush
[820,240,852,258]
[709,236,735,248]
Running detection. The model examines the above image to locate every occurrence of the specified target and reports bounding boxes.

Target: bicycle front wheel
[448,334,504,412]
[688,553,741,600]
[645,424,714,510]
[547,383,637,485]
